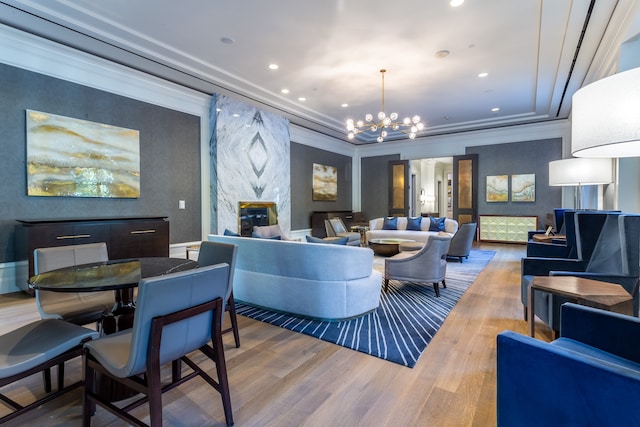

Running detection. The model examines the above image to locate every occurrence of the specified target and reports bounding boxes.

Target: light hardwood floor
[1,243,553,426]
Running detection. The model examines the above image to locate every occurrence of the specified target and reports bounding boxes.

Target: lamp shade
[548,158,613,186]
[571,67,640,157]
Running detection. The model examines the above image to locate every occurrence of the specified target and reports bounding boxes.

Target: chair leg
[384,279,389,292]
[442,279,447,289]
[227,293,240,348]
[147,363,164,426]
[42,368,52,393]
[57,362,65,390]
[523,305,528,320]
[82,355,95,426]
[433,282,440,297]
[211,324,234,426]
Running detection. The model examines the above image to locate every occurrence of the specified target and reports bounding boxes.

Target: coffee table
[368,238,415,257]
[528,276,633,338]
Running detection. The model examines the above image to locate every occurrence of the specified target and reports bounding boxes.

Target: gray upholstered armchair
[384,235,451,296]
[447,222,476,262]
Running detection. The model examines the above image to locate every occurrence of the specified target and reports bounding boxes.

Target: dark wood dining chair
[197,241,240,347]
[82,263,234,426]
[0,319,97,424]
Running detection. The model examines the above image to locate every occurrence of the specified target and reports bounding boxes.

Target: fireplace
[238,201,278,237]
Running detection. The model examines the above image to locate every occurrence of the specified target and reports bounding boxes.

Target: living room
[2,1,640,425]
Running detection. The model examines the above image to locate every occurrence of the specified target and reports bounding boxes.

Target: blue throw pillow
[306,235,348,245]
[382,217,398,230]
[223,228,240,236]
[252,233,281,240]
[428,217,446,232]
[406,217,422,231]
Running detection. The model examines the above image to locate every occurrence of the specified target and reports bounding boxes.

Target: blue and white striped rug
[235,250,495,368]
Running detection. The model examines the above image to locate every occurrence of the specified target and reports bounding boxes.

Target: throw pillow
[382,217,398,230]
[406,216,422,231]
[429,217,446,232]
[305,235,348,245]
[223,228,240,236]
[252,233,281,240]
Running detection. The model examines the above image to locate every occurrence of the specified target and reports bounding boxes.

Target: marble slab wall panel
[211,95,291,235]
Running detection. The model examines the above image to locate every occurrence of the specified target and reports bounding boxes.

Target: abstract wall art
[511,173,536,202]
[312,163,337,201]
[26,110,140,198]
[486,175,509,202]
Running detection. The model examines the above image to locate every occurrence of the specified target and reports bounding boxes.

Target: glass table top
[29,257,198,292]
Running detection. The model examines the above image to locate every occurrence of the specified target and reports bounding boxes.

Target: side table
[528,276,633,338]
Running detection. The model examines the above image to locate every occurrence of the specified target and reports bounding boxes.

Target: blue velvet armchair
[521,212,640,333]
[497,303,640,427]
[526,209,577,259]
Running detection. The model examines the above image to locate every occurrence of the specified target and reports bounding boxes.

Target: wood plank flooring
[0,243,553,426]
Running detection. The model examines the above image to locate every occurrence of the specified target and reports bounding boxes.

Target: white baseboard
[0,261,27,295]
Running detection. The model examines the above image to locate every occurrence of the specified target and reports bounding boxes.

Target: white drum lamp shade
[572,67,640,158]
[548,158,613,186]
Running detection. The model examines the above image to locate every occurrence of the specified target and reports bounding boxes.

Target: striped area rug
[235,249,495,368]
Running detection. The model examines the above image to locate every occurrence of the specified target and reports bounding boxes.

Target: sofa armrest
[521,257,588,277]
[560,303,640,362]
[497,330,640,427]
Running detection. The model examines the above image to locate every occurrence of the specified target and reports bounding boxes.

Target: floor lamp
[572,67,640,158]
[548,158,613,209]
[571,67,640,210]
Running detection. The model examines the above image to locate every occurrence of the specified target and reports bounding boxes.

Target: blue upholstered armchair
[497,303,640,427]
[525,209,577,259]
[521,212,640,333]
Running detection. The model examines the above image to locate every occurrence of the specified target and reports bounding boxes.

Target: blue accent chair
[521,212,640,334]
[497,303,640,427]
[526,209,577,259]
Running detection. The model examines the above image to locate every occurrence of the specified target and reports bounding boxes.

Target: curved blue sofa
[207,234,382,320]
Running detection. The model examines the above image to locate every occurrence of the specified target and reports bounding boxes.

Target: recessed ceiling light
[268,64,279,70]
[281,89,290,94]
[450,0,464,7]
[478,72,488,78]
[435,50,450,59]
[220,37,234,45]
[491,107,500,112]
[232,113,240,117]
[298,97,306,102]
[341,103,349,108]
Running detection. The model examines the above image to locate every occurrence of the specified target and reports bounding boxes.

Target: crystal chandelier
[346,69,423,143]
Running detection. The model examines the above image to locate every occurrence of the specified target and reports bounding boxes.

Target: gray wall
[0,63,202,262]
[290,142,353,229]
[467,138,562,228]
[361,154,401,220]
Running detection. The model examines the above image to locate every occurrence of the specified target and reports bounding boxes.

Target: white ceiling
[1,0,639,145]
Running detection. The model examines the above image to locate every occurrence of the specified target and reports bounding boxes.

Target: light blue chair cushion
[0,319,98,378]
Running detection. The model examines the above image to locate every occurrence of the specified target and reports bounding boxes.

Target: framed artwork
[511,173,536,202]
[486,175,508,202]
[312,163,337,201]
[26,109,140,198]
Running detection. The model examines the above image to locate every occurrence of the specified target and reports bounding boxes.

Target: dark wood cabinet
[310,211,354,238]
[15,217,169,294]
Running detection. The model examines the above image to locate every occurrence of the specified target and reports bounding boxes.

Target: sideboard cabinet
[15,217,169,294]
[479,215,538,244]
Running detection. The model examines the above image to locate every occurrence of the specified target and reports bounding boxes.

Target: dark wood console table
[15,216,169,294]
[311,211,354,238]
